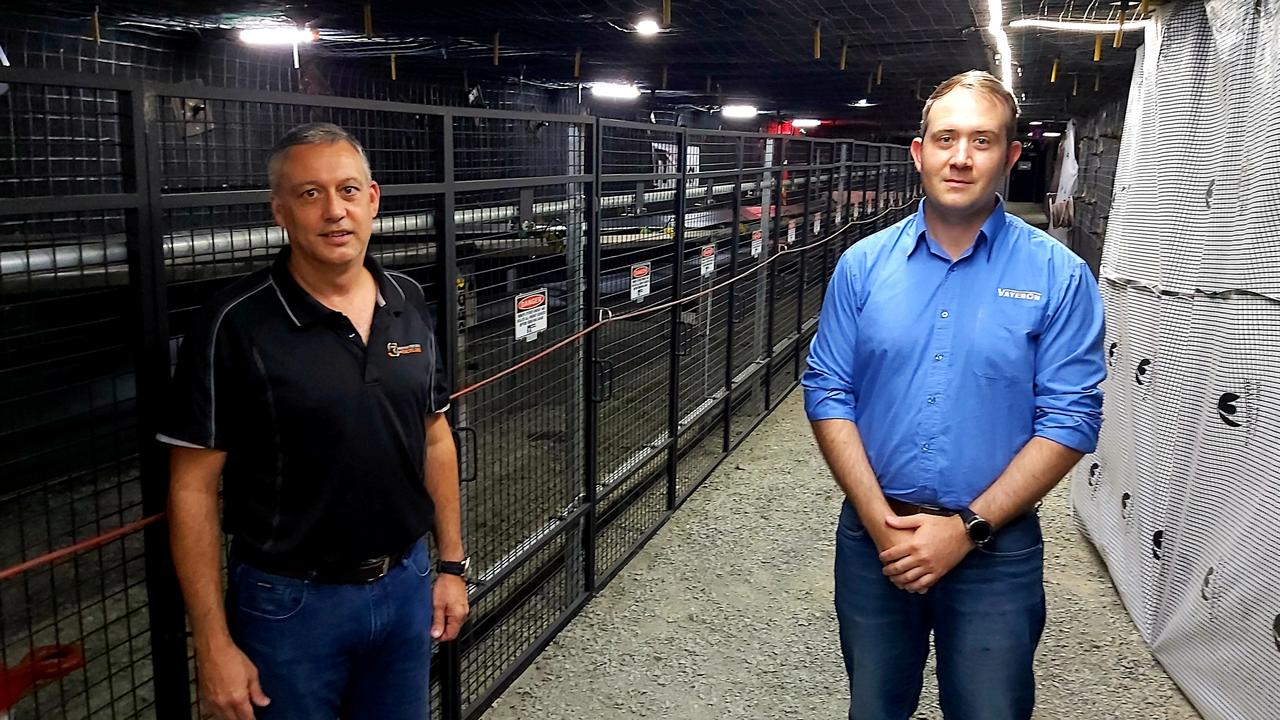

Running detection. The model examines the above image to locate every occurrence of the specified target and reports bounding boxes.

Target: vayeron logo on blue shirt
[802,198,1106,509]
[997,287,1042,301]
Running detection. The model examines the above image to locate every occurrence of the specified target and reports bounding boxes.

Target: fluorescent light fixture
[239,27,316,45]
[849,98,878,108]
[1009,18,1153,33]
[721,104,759,119]
[635,18,661,35]
[1029,121,1043,126]
[591,82,641,99]
[792,118,821,128]
[1042,131,1063,138]
[986,0,1014,92]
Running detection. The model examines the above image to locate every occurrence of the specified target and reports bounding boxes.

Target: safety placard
[787,219,797,245]
[835,205,843,226]
[813,212,822,235]
[630,262,651,302]
[751,230,763,258]
[699,244,716,277]
[514,288,548,342]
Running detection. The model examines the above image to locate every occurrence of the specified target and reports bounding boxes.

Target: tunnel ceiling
[6,0,1160,133]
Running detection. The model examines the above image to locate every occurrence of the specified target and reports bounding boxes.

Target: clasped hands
[875,513,974,594]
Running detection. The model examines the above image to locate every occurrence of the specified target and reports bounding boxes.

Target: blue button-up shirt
[802,199,1105,509]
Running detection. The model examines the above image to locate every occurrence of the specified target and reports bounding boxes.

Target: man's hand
[197,638,269,720]
[431,574,470,642]
[877,514,974,593]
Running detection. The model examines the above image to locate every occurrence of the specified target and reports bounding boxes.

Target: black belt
[231,540,417,585]
[886,498,956,517]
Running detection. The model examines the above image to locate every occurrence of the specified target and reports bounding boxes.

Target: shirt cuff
[155,433,210,450]
[1033,421,1097,455]
[804,389,858,423]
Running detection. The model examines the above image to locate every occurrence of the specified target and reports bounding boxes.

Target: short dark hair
[267,122,371,191]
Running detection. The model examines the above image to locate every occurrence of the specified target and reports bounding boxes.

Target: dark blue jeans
[835,500,1046,720]
[227,539,434,720]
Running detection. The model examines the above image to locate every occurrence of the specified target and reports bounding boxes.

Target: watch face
[969,519,993,544]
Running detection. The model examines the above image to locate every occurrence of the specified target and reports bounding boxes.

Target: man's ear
[368,180,381,219]
[910,137,924,173]
[1004,139,1023,173]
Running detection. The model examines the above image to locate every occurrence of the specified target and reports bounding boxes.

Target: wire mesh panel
[453,115,587,183]
[0,82,128,200]
[0,208,155,720]
[0,69,158,720]
[594,178,674,542]
[152,94,443,192]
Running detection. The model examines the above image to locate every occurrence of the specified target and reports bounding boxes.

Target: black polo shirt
[158,247,451,567]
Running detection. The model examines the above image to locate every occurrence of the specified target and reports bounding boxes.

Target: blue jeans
[835,500,1046,720]
[227,539,434,720]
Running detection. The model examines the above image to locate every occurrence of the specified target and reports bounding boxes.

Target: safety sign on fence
[787,219,797,245]
[699,244,716,277]
[813,212,822,235]
[514,288,548,342]
[751,230,762,258]
[630,262,651,302]
[835,205,843,226]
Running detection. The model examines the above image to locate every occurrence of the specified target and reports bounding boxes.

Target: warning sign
[699,244,716,277]
[835,205,843,226]
[630,262,651,302]
[787,220,797,245]
[813,212,822,235]
[514,288,548,342]
[751,230,763,258]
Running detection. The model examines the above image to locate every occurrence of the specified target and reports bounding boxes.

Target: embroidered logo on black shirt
[386,342,423,358]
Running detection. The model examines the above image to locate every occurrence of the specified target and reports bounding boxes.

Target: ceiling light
[849,98,878,108]
[1042,131,1063,138]
[635,18,661,35]
[1009,18,1154,33]
[721,105,759,119]
[1029,121,1043,126]
[792,118,821,128]
[239,27,316,45]
[591,82,641,99]
[987,0,1014,92]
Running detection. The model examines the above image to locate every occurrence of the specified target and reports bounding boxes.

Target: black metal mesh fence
[0,62,916,720]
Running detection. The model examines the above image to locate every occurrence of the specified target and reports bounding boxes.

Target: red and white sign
[630,262,651,302]
[699,244,716,277]
[787,219,797,245]
[751,230,763,258]
[514,288,548,342]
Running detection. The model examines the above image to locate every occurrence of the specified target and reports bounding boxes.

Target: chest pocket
[970,294,1044,387]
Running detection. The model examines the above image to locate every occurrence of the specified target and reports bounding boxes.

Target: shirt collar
[269,246,403,328]
[907,195,1009,261]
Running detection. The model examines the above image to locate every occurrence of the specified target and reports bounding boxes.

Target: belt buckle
[357,555,393,583]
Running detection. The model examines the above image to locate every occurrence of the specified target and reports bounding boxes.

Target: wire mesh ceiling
[1,0,1158,131]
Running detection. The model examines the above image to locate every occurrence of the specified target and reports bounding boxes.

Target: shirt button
[940,310,949,318]
[934,354,943,361]
[928,396,937,404]
[921,443,930,452]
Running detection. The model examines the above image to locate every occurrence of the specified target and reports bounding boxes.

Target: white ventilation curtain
[1070,2,1280,719]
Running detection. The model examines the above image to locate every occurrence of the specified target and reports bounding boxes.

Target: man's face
[910,88,1020,219]
[271,141,380,268]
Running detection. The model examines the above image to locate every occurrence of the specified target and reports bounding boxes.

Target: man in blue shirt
[803,70,1105,720]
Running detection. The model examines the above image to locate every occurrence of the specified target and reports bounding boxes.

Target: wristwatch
[437,558,469,578]
[958,507,994,547]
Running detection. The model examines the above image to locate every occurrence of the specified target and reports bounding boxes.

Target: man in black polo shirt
[160,123,468,720]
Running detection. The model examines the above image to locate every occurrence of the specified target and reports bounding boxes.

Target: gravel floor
[483,391,1202,720]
